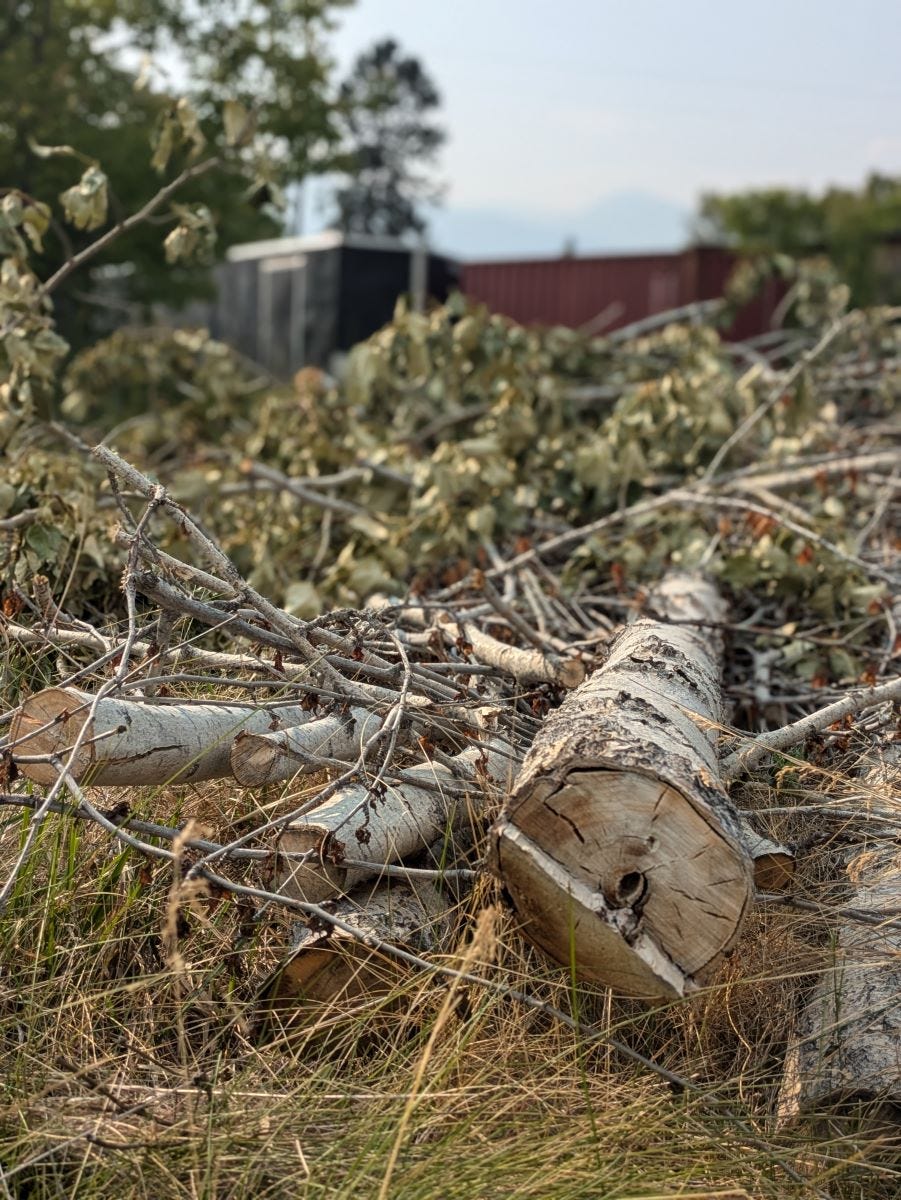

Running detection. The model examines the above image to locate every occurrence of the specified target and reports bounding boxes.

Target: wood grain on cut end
[491,573,755,1000]
[10,687,97,784]
[494,819,690,998]
[497,768,751,997]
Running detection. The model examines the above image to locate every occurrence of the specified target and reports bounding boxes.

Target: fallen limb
[233,458,381,519]
[721,448,901,494]
[10,686,315,785]
[400,604,584,689]
[491,573,755,1000]
[231,706,381,785]
[0,508,41,531]
[777,739,901,1144]
[277,741,514,903]
[442,482,898,599]
[3,618,247,669]
[722,675,901,780]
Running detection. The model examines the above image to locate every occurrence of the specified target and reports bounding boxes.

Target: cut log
[260,877,452,1026]
[387,601,585,689]
[777,740,901,1143]
[277,741,513,903]
[490,573,755,999]
[231,706,380,785]
[451,617,585,688]
[11,686,314,785]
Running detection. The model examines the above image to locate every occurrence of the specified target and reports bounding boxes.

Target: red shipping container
[460,246,784,340]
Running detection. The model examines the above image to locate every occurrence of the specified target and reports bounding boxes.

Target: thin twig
[722,676,901,780]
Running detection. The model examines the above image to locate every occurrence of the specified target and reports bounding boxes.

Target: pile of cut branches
[2,291,899,1181]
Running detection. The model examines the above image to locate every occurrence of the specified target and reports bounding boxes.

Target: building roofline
[227,229,428,261]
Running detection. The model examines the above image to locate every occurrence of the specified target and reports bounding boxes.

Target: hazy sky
[326,0,901,226]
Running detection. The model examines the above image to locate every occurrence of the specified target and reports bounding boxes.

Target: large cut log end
[490,572,755,1000]
[10,687,98,784]
[492,767,753,999]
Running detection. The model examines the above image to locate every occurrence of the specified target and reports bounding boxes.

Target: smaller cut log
[11,686,314,785]
[739,824,796,893]
[231,707,380,785]
[391,601,585,689]
[777,741,901,1144]
[260,877,452,1026]
[491,573,755,1000]
[277,741,513,903]
[454,618,585,688]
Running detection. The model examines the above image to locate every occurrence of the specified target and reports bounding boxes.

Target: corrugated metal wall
[460,247,784,338]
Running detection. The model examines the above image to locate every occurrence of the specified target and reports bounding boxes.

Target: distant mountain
[425,191,692,261]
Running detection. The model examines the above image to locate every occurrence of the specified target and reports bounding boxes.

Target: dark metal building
[203,231,458,376]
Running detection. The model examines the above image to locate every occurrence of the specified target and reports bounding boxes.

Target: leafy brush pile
[3,287,898,644]
[2,205,901,1200]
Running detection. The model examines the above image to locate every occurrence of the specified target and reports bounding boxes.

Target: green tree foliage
[696,174,901,306]
[332,39,445,237]
[0,0,352,343]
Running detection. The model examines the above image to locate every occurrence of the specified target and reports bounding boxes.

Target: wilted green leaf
[283,580,323,619]
[60,166,108,231]
[176,98,206,159]
[163,204,216,264]
[24,522,65,562]
[348,512,389,541]
[21,201,51,252]
[223,100,256,148]
[28,138,86,161]
[151,109,177,173]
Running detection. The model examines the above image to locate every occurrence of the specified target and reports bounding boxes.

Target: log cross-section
[491,573,755,999]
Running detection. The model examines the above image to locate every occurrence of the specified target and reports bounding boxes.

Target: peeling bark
[777,741,901,1142]
[260,878,452,1023]
[491,573,755,999]
[11,686,314,785]
[277,741,513,903]
[231,707,381,785]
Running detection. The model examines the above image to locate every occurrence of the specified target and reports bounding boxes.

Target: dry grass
[1,757,899,1200]
[1,631,898,1200]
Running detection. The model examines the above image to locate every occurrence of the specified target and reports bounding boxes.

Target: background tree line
[0,1,446,345]
[3,0,897,352]
[696,174,901,307]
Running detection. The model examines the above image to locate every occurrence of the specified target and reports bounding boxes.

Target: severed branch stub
[491,573,757,1000]
[231,706,381,785]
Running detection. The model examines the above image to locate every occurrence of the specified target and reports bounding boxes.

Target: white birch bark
[396,604,585,688]
[777,740,901,1138]
[11,686,315,785]
[231,707,381,784]
[277,741,514,903]
[491,573,756,1000]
